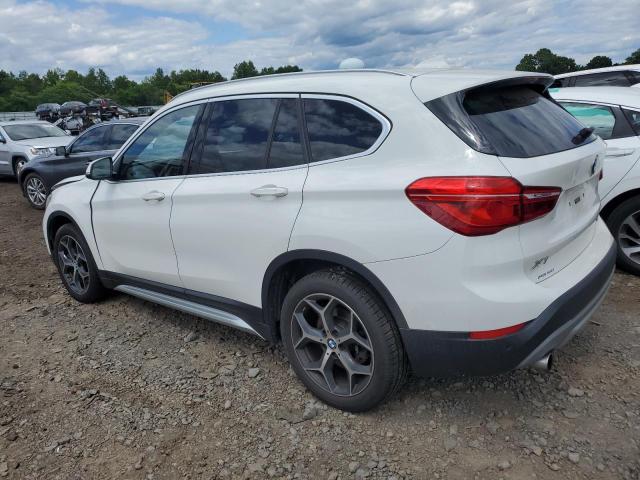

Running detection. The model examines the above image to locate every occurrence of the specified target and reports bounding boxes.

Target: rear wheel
[605,196,640,276]
[23,173,48,209]
[53,223,107,302]
[280,269,407,412]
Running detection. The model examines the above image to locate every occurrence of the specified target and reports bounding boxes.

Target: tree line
[0,60,301,112]
[516,47,640,75]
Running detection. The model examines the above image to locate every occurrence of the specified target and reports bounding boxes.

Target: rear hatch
[420,75,604,282]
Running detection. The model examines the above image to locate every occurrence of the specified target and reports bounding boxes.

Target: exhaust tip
[532,353,553,372]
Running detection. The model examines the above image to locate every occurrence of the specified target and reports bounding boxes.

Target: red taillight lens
[406,177,561,236]
[469,321,528,340]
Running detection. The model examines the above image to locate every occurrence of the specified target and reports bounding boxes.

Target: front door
[91,104,203,285]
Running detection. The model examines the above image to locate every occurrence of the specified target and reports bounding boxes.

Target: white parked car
[552,65,640,88]
[550,87,640,275]
[0,120,72,177]
[43,70,615,411]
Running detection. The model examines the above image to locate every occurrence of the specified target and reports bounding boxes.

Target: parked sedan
[551,87,640,275]
[18,118,144,209]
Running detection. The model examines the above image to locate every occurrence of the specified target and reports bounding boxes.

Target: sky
[0,0,638,80]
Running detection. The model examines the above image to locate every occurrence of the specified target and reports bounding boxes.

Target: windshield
[3,123,68,141]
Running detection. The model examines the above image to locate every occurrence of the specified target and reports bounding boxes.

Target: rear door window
[623,108,640,135]
[193,98,277,174]
[573,71,630,87]
[426,85,593,158]
[267,99,305,169]
[560,102,616,139]
[303,99,383,162]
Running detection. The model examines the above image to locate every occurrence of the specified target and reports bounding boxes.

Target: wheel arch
[262,250,409,340]
[11,155,27,175]
[46,211,81,252]
[601,188,640,221]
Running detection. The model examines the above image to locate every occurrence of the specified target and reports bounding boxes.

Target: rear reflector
[406,176,561,236]
[469,322,528,340]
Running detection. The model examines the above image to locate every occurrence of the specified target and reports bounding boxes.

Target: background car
[18,118,145,209]
[35,103,61,121]
[552,65,640,88]
[551,87,640,275]
[0,120,72,177]
[59,101,87,117]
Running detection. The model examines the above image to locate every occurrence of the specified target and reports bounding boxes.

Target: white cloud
[0,0,638,79]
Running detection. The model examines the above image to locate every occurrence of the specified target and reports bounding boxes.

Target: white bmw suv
[43,69,615,411]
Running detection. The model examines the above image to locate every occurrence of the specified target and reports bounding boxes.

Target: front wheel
[23,173,48,209]
[606,196,640,276]
[280,269,407,412]
[53,223,107,303]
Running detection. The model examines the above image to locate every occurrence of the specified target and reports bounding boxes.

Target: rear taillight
[406,176,561,236]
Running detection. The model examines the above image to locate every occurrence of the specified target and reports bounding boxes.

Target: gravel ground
[0,177,639,480]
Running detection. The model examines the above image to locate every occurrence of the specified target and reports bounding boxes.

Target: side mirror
[86,157,113,180]
[64,130,72,135]
[56,146,68,157]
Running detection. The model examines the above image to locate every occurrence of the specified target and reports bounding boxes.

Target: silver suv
[0,121,72,177]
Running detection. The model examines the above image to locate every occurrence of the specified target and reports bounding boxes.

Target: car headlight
[29,146,56,157]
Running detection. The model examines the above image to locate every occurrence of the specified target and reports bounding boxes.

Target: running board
[114,285,264,339]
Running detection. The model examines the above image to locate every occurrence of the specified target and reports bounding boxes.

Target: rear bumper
[400,242,615,378]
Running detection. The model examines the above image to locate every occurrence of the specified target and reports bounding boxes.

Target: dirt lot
[0,177,639,480]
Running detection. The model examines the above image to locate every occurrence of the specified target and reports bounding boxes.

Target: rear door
[559,101,640,200]
[424,82,606,282]
[171,95,308,306]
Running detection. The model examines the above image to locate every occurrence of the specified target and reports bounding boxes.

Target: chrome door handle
[142,190,165,202]
[250,185,288,198]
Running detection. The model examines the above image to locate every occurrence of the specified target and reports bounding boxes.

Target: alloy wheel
[291,293,374,397]
[57,235,90,294]
[618,210,640,266]
[25,177,47,207]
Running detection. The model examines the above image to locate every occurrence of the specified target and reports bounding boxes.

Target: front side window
[72,126,108,153]
[3,123,67,141]
[118,105,199,180]
[107,124,139,150]
[560,102,617,140]
[194,98,277,174]
[623,108,640,135]
[303,99,384,162]
[574,72,630,87]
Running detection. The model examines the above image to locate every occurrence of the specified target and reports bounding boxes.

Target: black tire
[605,196,640,276]
[280,269,408,412]
[22,173,49,210]
[53,223,107,303]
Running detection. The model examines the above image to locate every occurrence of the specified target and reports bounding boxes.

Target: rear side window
[573,71,630,87]
[303,99,383,162]
[267,99,305,169]
[194,98,277,174]
[426,85,594,158]
[107,124,139,150]
[626,71,640,86]
[560,102,616,140]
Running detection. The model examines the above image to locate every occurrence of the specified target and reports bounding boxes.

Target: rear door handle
[142,190,166,202]
[250,185,288,198]
[605,148,635,158]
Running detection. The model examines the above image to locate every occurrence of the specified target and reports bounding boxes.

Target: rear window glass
[426,85,594,158]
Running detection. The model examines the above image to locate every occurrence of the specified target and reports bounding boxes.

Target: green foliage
[625,48,640,65]
[0,61,302,111]
[515,48,578,75]
[516,47,638,74]
[584,55,613,70]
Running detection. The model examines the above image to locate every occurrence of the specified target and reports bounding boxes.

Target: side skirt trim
[114,284,265,339]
